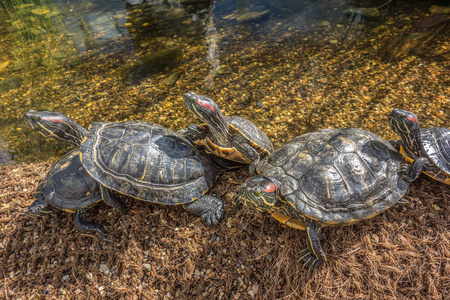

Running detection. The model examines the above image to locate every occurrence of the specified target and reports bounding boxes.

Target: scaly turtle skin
[180,92,274,174]
[234,128,419,271]
[24,110,224,226]
[28,149,120,241]
[389,109,450,185]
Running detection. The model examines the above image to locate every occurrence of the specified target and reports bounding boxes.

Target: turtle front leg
[74,208,111,242]
[29,184,61,216]
[177,124,208,143]
[183,195,225,226]
[99,185,125,213]
[400,158,428,182]
[389,139,403,151]
[299,219,326,271]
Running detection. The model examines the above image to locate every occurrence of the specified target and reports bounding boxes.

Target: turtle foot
[183,195,225,226]
[74,209,111,242]
[299,248,324,272]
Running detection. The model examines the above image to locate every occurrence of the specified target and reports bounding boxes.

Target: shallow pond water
[0,0,448,163]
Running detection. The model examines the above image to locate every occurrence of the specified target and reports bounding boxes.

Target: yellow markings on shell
[59,160,71,169]
[324,166,331,199]
[139,150,150,182]
[111,151,119,165]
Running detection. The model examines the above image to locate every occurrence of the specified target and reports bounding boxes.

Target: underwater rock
[236,10,270,22]
[344,7,380,19]
[162,72,180,85]
[124,48,182,83]
[164,8,188,21]
[415,14,450,28]
[0,76,22,93]
[125,0,145,5]
[429,5,450,14]
[31,7,51,15]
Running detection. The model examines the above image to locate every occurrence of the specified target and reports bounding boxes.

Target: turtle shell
[256,128,409,225]
[43,149,102,212]
[80,121,217,205]
[419,127,450,182]
[226,116,274,157]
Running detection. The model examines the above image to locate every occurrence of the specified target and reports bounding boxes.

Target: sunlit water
[0,0,448,163]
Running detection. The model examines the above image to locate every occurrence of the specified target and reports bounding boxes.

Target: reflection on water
[0,0,448,163]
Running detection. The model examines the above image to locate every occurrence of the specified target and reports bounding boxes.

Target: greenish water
[0,0,448,164]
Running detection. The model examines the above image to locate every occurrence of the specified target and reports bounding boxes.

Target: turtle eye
[31,116,40,122]
[253,187,263,197]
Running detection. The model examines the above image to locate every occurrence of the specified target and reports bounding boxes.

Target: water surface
[0,0,448,163]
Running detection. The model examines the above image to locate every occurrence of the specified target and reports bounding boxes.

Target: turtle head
[24,110,87,147]
[388,109,420,136]
[234,175,280,212]
[183,92,229,142]
[28,190,60,216]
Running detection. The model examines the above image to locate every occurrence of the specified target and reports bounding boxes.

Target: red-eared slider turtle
[24,111,125,213]
[28,149,118,241]
[389,108,450,185]
[24,110,224,226]
[234,128,419,271]
[180,91,274,174]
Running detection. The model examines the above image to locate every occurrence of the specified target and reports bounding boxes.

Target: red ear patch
[407,116,418,123]
[42,117,67,125]
[196,100,215,112]
[264,182,278,193]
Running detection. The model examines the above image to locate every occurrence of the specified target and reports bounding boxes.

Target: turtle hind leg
[299,220,326,272]
[74,209,111,242]
[183,195,225,226]
[400,157,428,182]
[100,185,125,213]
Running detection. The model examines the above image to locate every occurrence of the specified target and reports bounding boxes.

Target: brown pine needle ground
[1,162,449,299]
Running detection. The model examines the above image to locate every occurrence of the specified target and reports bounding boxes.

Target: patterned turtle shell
[225,116,274,163]
[80,121,217,205]
[43,149,102,212]
[401,127,450,184]
[256,128,409,225]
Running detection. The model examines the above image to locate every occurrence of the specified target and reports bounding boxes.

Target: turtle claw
[298,248,324,272]
[399,163,411,175]
[201,204,225,226]
[97,230,112,243]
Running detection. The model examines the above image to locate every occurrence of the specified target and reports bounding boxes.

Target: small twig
[47,33,64,70]
[376,0,393,9]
